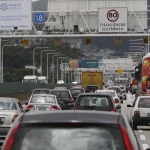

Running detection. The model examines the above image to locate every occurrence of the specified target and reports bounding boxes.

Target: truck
[22,75,38,83]
[81,71,103,92]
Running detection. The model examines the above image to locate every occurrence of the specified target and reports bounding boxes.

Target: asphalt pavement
[122,93,150,150]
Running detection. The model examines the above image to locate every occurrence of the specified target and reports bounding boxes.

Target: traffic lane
[122,93,150,150]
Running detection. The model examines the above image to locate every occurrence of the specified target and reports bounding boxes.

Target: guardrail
[0,83,79,96]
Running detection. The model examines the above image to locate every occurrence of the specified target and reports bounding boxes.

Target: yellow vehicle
[81,71,103,91]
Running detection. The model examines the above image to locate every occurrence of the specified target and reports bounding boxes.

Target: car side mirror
[116,105,121,109]
[127,104,132,107]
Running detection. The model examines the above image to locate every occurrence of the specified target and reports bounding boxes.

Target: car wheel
[132,121,137,130]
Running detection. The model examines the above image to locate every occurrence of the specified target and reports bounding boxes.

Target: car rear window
[75,95,113,109]
[30,96,56,104]
[12,125,125,150]
[0,100,17,110]
[33,90,50,94]
[85,86,98,93]
[138,98,150,108]
[50,91,71,100]
[70,89,84,96]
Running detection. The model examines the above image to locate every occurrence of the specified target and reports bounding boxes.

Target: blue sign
[79,60,98,68]
[34,13,44,23]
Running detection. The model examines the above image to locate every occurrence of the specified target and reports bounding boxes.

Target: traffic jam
[0,71,150,150]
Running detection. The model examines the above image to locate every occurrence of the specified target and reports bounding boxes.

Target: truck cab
[22,75,37,83]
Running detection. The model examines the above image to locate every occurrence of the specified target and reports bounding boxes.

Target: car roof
[51,89,69,91]
[32,94,55,97]
[0,97,18,102]
[21,111,121,124]
[33,88,51,91]
[70,88,84,90]
[96,90,115,92]
[138,96,150,98]
[77,93,111,96]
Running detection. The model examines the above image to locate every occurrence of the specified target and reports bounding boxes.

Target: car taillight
[120,124,134,150]
[3,122,20,150]
[111,108,116,112]
[74,107,77,110]
[69,98,73,103]
[115,99,119,103]
[134,111,140,117]
[50,106,59,110]
[26,105,35,110]
[12,115,18,122]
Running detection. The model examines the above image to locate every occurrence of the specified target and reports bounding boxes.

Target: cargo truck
[81,71,103,92]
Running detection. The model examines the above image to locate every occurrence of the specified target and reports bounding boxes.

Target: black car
[2,111,142,150]
[50,89,74,110]
[74,93,120,112]
[70,88,85,101]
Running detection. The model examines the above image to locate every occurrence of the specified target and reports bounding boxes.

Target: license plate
[38,107,48,111]
[147,113,150,117]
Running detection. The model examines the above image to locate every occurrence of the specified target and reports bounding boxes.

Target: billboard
[79,60,98,68]
[0,0,32,30]
[141,55,150,94]
[70,60,78,68]
[98,8,127,32]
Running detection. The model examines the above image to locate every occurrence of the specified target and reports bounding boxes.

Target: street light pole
[46,53,58,82]
[32,47,49,75]
[57,57,68,82]
[52,54,64,83]
[40,50,55,76]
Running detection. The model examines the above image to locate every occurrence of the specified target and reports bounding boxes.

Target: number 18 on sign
[34,13,44,23]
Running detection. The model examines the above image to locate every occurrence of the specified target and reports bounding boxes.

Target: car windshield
[76,95,113,108]
[96,91,116,97]
[13,125,125,150]
[23,79,36,83]
[30,95,56,104]
[50,91,71,100]
[33,90,50,94]
[0,100,17,110]
[138,98,150,108]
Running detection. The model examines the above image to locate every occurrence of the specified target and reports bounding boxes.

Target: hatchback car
[26,94,61,112]
[74,93,120,112]
[95,90,121,112]
[50,89,74,110]
[2,111,142,150]
[127,96,150,130]
[0,98,23,148]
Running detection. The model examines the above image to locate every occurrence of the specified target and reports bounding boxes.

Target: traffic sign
[34,13,44,23]
[21,39,29,46]
[107,10,119,22]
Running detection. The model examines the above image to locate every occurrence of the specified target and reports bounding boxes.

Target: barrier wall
[0,83,78,96]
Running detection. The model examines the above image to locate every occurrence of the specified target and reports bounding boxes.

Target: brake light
[74,107,77,110]
[26,105,35,110]
[115,99,119,103]
[111,108,116,112]
[50,106,59,110]
[12,115,18,122]
[3,122,20,150]
[120,124,134,150]
[134,111,140,117]
[69,98,73,103]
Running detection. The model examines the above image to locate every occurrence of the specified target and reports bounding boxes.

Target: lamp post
[57,57,68,82]
[32,47,49,75]
[40,50,55,76]
[46,53,58,82]
[52,54,64,83]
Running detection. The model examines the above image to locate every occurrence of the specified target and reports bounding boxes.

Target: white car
[127,96,150,130]
[57,80,65,84]
[95,90,121,112]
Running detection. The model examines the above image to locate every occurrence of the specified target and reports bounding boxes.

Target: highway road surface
[122,93,150,150]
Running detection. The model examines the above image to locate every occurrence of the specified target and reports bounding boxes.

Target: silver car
[0,98,23,148]
[95,90,121,112]
[26,94,61,112]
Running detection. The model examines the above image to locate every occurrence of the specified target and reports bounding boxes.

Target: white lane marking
[140,135,146,140]
[142,144,149,150]
[138,130,143,133]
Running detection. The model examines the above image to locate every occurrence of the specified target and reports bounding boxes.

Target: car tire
[132,121,137,130]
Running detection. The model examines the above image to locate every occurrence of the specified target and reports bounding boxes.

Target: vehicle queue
[0,83,150,150]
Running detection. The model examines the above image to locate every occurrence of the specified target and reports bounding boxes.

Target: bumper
[61,105,74,110]
[133,117,150,126]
